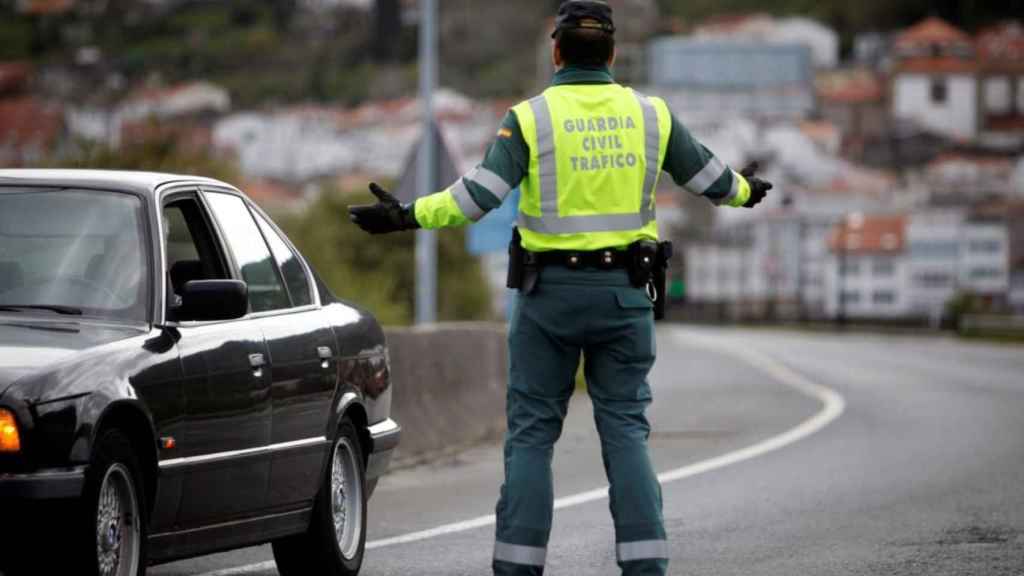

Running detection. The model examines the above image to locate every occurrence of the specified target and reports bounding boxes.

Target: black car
[0,170,400,576]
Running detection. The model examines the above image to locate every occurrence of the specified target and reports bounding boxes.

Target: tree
[373,0,402,62]
[278,186,493,326]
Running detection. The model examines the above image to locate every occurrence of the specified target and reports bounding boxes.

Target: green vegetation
[277,188,493,326]
[56,134,241,184]
[5,1,1023,108]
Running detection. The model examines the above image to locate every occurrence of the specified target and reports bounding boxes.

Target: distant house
[104,81,231,148]
[691,13,839,69]
[891,17,979,141]
[647,39,815,120]
[891,17,1024,146]
[923,151,1020,201]
[816,68,889,160]
[118,81,230,125]
[825,214,909,319]
[822,207,1016,322]
[975,21,1024,144]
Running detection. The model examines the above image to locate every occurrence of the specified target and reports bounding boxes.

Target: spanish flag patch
[497,128,513,139]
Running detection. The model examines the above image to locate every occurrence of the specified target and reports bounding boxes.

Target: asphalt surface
[147,326,1024,576]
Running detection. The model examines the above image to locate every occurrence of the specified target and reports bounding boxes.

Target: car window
[162,196,229,313]
[251,208,313,308]
[0,188,149,322]
[204,192,291,313]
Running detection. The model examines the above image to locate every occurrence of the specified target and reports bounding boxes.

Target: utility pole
[415,0,438,325]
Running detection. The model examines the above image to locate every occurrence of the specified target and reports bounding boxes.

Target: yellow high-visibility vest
[511,83,672,252]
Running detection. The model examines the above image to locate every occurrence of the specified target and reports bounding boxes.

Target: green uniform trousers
[493,267,668,576]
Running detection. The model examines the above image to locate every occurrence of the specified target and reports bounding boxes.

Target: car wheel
[273,418,367,576]
[80,429,148,576]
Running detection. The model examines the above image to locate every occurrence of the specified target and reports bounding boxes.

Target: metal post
[837,220,847,328]
[415,0,438,325]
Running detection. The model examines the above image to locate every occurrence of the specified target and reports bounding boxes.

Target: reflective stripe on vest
[515,87,666,236]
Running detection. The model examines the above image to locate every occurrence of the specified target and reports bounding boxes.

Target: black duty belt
[507,228,672,320]
[526,248,630,270]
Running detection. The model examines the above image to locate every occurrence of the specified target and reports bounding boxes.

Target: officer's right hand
[740,162,773,209]
[348,183,421,234]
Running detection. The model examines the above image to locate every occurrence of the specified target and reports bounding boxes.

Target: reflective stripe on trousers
[617,539,670,563]
[517,92,661,235]
[494,541,547,567]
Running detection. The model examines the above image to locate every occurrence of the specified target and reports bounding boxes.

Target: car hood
[0,318,143,399]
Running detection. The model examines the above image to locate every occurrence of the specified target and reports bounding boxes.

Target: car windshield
[0,188,150,323]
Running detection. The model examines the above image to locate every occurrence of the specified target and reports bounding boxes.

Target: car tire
[77,429,148,576]
[273,418,367,576]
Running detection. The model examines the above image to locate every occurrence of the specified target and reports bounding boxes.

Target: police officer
[350,2,772,574]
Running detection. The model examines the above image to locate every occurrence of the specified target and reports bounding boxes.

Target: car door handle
[317,346,332,369]
[249,353,266,378]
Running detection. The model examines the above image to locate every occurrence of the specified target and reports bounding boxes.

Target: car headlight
[0,409,21,453]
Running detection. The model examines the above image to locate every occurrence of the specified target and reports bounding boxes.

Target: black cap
[551,0,615,39]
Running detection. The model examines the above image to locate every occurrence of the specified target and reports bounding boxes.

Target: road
[151,326,1024,576]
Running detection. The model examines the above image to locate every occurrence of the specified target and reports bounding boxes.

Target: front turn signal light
[0,409,21,453]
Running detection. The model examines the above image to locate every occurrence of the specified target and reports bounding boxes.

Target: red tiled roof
[893,17,976,74]
[895,17,972,47]
[0,62,32,94]
[828,215,906,255]
[0,97,62,147]
[816,69,884,104]
[17,0,75,15]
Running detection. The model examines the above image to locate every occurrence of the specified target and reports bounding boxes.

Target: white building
[906,209,964,320]
[824,215,910,319]
[691,14,839,69]
[891,18,979,140]
[647,39,815,121]
[891,18,1024,146]
[960,217,1012,297]
[685,210,852,319]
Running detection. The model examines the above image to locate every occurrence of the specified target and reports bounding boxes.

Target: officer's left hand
[348,183,421,234]
[740,162,773,209]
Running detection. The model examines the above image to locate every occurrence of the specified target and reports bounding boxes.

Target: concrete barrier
[385,323,508,464]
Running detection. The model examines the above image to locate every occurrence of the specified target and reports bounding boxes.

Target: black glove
[348,183,421,234]
[740,162,773,209]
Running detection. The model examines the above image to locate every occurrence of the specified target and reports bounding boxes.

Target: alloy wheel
[95,463,141,576]
[331,436,364,560]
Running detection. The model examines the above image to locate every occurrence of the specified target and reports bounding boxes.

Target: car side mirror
[177,280,248,322]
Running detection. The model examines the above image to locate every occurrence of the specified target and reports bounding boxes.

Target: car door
[247,203,336,510]
[204,189,336,511]
[160,191,273,528]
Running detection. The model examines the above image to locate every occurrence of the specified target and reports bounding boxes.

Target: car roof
[0,169,238,197]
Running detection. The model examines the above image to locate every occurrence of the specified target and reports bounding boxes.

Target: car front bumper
[366,418,401,480]
[0,466,86,500]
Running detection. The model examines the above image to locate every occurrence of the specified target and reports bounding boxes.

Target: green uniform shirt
[414,65,750,232]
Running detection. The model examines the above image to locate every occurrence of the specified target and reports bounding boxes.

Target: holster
[653,241,673,321]
[507,228,539,295]
[626,241,672,320]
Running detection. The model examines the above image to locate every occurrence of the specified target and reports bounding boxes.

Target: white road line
[197,328,845,576]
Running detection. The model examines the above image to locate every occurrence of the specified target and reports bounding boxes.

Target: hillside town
[2,1,1023,325]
